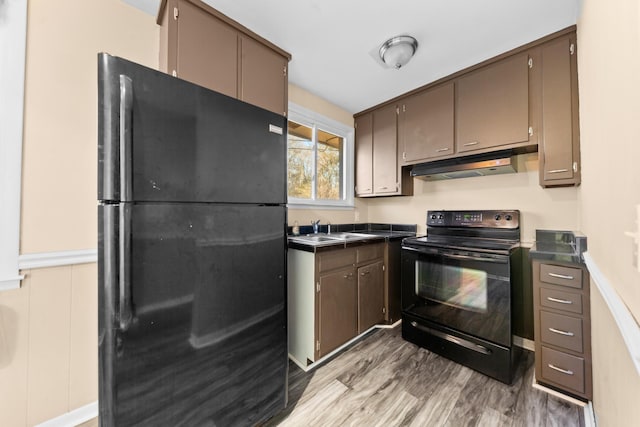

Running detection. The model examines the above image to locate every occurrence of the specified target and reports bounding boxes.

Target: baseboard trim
[19,249,97,270]
[289,321,400,372]
[583,251,640,376]
[531,377,596,426]
[36,401,98,427]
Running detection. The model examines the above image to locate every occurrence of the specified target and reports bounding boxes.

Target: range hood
[411,150,520,181]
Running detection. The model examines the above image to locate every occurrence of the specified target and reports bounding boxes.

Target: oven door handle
[440,253,508,264]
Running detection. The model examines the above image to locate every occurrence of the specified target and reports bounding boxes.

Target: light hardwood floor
[267,325,584,427]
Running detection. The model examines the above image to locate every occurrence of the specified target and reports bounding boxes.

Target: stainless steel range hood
[411,150,520,181]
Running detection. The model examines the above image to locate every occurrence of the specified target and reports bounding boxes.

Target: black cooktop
[403,209,522,255]
[403,235,520,254]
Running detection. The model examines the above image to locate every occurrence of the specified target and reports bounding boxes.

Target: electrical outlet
[354,210,360,222]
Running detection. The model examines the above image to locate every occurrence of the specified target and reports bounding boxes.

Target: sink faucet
[311,219,320,234]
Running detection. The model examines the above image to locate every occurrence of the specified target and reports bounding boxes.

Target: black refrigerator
[97,53,287,426]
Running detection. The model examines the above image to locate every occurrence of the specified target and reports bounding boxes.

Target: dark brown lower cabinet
[317,266,358,358]
[287,243,387,366]
[533,260,592,400]
[357,261,385,333]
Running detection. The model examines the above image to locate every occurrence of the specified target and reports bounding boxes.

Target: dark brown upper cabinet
[355,26,579,192]
[399,82,455,165]
[158,0,290,116]
[372,104,401,195]
[355,106,413,197]
[240,36,288,117]
[455,53,533,153]
[354,113,373,196]
[538,34,581,187]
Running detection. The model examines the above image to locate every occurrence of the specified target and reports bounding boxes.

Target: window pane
[287,121,313,199]
[317,129,343,200]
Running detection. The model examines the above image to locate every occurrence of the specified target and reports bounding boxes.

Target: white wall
[577,0,640,424]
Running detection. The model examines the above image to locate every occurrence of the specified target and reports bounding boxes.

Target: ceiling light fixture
[379,35,418,69]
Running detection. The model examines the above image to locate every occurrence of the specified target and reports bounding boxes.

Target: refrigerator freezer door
[98,53,286,205]
[99,203,287,426]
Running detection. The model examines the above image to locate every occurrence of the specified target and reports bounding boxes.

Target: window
[287,103,354,208]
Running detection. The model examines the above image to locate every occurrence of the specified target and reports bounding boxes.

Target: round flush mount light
[379,35,418,69]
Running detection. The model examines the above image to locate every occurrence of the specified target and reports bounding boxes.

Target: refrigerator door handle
[119,74,133,202]
[119,203,133,331]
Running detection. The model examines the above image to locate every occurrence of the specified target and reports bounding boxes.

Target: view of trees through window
[287,120,344,201]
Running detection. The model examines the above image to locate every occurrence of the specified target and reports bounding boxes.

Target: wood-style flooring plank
[270,325,585,427]
[276,379,349,427]
[546,395,583,427]
[408,366,474,427]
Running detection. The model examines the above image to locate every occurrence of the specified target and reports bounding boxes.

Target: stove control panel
[427,210,519,229]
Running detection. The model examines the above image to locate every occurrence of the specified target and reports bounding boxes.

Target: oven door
[401,245,511,347]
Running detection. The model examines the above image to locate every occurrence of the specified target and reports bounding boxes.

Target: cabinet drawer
[318,248,356,273]
[357,243,384,264]
[540,310,583,353]
[540,287,583,314]
[541,346,585,394]
[540,264,582,289]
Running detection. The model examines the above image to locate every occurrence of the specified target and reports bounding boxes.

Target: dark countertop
[529,229,587,264]
[288,223,417,253]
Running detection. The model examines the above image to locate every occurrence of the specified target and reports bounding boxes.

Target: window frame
[287,102,354,209]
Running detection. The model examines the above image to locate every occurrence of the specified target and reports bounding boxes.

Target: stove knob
[438,214,444,220]
[431,214,437,220]
[505,214,513,221]
[494,214,502,221]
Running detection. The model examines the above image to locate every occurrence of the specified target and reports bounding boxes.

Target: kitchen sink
[298,235,340,242]
[288,232,380,246]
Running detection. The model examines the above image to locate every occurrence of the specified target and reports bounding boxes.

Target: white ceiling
[127,0,580,114]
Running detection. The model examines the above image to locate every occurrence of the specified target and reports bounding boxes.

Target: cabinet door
[240,36,288,116]
[540,35,580,186]
[358,261,385,333]
[174,0,238,98]
[355,113,373,196]
[317,267,357,358]
[456,53,530,153]
[400,83,455,164]
[372,104,399,194]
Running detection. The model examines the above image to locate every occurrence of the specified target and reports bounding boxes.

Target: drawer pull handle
[360,271,370,276]
[547,297,573,305]
[548,327,575,337]
[343,273,353,279]
[463,141,479,147]
[548,169,570,174]
[548,272,574,280]
[436,147,450,152]
[548,364,574,376]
